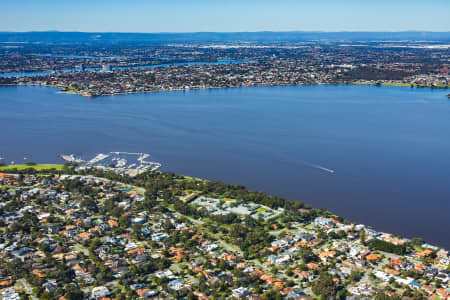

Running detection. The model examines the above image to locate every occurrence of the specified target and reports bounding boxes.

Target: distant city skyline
[0,0,449,32]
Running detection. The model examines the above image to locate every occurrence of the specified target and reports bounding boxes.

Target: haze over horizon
[1,0,449,33]
[2,30,450,33]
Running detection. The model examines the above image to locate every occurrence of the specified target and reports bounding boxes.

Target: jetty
[60,151,161,176]
[87,153,110,165]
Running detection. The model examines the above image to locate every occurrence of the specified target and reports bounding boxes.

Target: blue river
[0,84,449,248]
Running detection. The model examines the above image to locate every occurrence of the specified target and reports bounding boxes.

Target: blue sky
[1,0,449,32]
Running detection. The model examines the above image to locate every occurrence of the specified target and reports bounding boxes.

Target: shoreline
[0,81,448,98]
[1,162,447,250]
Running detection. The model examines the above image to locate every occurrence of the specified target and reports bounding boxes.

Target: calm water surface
[0,85,449,247]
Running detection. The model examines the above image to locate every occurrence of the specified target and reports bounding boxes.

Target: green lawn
[305,223,314,229]
[354,82,448,88]
[354,82,412,87]
[60,86,79,94]
[182,175,205,182]
[381,82,413,87]
[0,164,64,171]
[223,198,236,202]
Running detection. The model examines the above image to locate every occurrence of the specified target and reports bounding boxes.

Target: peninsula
[0,157,448,299]
[0,34,448,97]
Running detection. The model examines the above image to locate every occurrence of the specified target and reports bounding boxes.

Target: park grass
[182,175,205,182]
[136,241,147,248]
[265,216,283,225]
[380,82,413,87]
[384,83,415,87]
[305,223,314,229]
[354,82,412,87]
[183,189,202,194]
[219,222,232,229]
[413,245,423,251]
[59,86,79,94]
[223,198,236,202]
[0,164,64,171]
[354,82,448,88]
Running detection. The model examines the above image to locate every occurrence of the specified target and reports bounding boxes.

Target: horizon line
[1,30,450,34]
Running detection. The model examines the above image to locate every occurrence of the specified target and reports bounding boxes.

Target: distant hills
[0,31,450,44]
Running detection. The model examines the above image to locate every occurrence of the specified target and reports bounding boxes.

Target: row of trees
[369,239,406,255]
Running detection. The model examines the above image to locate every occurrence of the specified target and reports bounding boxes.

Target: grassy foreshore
[354,81,449,89]
[0,164,64,171]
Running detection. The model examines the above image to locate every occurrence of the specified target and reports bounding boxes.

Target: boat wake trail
[300,161,335,174]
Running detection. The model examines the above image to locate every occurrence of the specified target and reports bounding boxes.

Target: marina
[60,151,161,176]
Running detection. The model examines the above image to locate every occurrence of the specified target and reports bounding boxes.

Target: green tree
[262,289,283,300]
[312,272,337,299]
[359,231,366,245]
[348,270,363,282]
[64,284,84,300]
